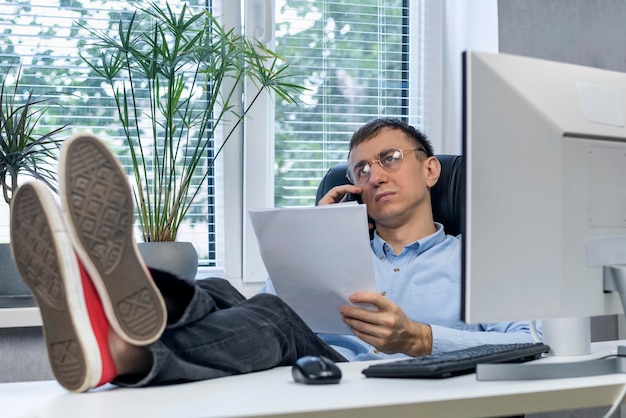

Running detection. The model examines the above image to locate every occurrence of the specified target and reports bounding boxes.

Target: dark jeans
[114,271,346,387]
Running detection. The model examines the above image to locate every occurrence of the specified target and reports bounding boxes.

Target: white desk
[2,341,626,418]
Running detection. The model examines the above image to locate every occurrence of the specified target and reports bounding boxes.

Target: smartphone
[344,192,362,203]
[344,193,375,238]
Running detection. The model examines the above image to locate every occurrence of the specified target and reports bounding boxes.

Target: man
[260,117,536,361]
[11,119,534,393]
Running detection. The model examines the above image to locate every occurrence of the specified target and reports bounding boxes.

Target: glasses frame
[346,146,427,185]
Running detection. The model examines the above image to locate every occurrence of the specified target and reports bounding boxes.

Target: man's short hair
[348,118,434,157]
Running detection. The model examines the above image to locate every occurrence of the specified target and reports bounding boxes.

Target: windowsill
[0,306,41,328]
[0,272,264,329]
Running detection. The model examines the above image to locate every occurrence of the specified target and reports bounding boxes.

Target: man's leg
[13,134,344,391]
[12,183,343,390]
[113,271,346,387]
[57,134,341,387]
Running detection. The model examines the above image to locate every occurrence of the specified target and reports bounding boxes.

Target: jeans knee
[252,293,299,316]
[253,293,284,308]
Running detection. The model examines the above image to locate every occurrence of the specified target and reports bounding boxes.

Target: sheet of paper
[249,203,377,334]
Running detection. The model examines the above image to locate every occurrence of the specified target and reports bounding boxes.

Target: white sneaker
[59,133,167,346]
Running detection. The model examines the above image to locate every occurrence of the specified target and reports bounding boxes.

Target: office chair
[315,155,465,237]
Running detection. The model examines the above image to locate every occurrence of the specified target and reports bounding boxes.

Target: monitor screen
[462,51,626,359]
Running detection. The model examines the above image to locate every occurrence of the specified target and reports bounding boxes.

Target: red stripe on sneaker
[78,258,118,386]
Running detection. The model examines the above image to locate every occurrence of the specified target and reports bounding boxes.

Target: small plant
[81,1,304,242]
[0,65,66,206]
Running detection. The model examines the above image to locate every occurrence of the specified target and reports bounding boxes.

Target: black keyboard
[362,342,550,379]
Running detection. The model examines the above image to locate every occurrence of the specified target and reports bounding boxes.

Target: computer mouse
[291,355,342,384]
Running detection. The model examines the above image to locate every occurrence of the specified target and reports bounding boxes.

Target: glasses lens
[379,147,403,170]
[348,147,405,184]
[349,161,370,184]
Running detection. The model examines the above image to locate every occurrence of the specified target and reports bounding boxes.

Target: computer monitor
[462,51,626,379]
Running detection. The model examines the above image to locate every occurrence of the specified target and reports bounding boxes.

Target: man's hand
[317,185,362,206]
[340,292,433,356]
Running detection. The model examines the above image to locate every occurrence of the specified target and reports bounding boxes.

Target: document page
[249,203,377,334]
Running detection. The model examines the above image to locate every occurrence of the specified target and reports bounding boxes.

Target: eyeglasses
[346,146,427,185]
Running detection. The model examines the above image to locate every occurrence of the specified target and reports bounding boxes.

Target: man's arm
[430,322,538,354]
[341,292,538,356]
[340,291,434,356]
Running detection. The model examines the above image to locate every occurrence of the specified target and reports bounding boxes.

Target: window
[0,0,223,270]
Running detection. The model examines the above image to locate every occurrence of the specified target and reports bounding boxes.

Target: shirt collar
[371,222,446,258]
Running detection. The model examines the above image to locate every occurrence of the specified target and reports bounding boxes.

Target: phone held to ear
[343,193,375,239]
[344,193,362,203]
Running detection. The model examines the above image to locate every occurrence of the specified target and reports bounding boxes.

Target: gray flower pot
[0,243,36,307]
[138,241,199,283]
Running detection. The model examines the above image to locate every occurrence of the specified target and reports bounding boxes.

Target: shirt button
[394,267,400,272]
[380,291,387,296]
[379,256,385,261]
[373,349,380,354]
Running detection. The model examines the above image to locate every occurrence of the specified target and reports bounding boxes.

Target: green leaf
[79,1,304,242]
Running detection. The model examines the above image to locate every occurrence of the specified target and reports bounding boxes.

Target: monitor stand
[476,350,626,380]
[477,265,626,380]
[475,317,626,380]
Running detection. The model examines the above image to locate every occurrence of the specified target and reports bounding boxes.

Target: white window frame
[219,0,275,282]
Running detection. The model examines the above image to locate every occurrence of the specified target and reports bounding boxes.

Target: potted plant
[0,65,66,301]
[80,1,303,279]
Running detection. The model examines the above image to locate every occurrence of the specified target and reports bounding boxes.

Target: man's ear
[424,156,441,188]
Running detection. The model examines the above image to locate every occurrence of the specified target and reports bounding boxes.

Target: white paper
[249,203,377,334]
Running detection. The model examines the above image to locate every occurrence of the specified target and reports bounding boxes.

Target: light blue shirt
[258,223,539,361]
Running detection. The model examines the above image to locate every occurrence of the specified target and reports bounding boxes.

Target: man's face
[348,127,435,228]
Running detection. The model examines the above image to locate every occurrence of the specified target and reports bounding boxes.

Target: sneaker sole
[60,134,167,346]
[10,182,101,392]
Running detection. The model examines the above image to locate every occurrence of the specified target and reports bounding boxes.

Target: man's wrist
[408,323,432,356]
[422,324,433,355]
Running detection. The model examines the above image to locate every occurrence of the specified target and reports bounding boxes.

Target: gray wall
[499,0,626,72]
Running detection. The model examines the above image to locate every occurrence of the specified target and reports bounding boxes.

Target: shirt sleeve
[430,321,541,354]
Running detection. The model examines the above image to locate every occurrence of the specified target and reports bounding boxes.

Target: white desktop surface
[2,341,626,418]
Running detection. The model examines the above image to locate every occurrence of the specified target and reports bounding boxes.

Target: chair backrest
[315,154,465,237]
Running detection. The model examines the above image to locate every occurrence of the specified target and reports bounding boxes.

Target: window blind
[273,0,421,207]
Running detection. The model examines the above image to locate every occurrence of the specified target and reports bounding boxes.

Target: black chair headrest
[315,154,464,237]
